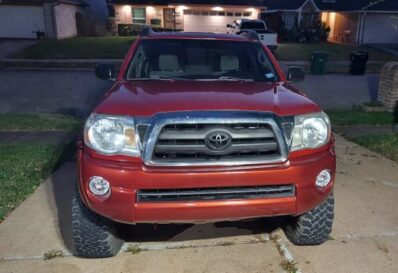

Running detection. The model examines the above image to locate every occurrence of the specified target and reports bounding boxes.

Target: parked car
[227,19,278,51]
[72,27,335,258]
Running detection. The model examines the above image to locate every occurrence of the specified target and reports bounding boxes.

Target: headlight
[84,114,140,155]
[291,112,331,151]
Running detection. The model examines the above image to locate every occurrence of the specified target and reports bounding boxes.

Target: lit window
[132,8,146,24]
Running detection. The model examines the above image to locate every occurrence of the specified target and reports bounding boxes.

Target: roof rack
[139,26,154,37]
[236,30,260,42]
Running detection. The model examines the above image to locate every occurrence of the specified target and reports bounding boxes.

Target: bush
[279,21,330,43]
[117,24,180,36]
[150,19,161,26]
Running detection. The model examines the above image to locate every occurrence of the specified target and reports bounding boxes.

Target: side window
[127,45,146,79]
[257,48,276,81]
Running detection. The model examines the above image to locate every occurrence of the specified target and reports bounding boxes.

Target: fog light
[89,176,110,196]
[315,169,332,188]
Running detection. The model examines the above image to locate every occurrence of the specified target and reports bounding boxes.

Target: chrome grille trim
[140,111,288,167]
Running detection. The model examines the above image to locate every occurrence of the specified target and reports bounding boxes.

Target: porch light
[146,6,155,13]
[122,5,130,13]
[177,5,188,10]
[212,6,224,11]
[246,7,256,13]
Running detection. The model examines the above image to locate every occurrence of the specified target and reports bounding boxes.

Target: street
[0,70,379,113]
[0,70,112,117]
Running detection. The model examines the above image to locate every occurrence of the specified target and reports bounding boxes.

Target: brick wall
[378,62,398,111]
[54,3,81,39]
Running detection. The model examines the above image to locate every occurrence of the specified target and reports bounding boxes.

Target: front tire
[71,187,123,258]
[284,193,334,245]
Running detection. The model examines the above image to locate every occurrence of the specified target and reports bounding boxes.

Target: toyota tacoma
[73,28,335,258]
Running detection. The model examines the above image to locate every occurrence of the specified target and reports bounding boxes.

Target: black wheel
[71,187,123,258]
[284,193,334,245]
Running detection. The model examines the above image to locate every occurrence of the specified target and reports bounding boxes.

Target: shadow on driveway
[48,161,288,254]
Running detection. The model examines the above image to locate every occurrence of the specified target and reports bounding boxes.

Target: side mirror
[95,63,115,81]
[287,67,305,83]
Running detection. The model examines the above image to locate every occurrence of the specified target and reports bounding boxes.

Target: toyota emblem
[205,131,232,151]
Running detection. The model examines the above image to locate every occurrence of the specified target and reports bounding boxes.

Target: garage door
[362,13,398,44]
[0,6,45,39]
[183,11,254,33]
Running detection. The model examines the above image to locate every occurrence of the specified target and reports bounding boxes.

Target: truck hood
[94,80,321,117]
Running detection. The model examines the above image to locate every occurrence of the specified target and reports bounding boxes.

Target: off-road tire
[284,193,334,245]
[72,187,123,258]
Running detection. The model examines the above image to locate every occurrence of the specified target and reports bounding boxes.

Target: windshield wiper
[218,76,254,82]
[127,76,185,81]
[149,75,186,81]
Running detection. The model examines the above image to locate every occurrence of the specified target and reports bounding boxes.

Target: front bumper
[77,144,335,224]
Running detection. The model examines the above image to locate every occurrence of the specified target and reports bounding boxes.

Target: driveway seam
[120,235,271,253]
[266,234,302,273]
[335,231,398,242]
[0,234,272,262]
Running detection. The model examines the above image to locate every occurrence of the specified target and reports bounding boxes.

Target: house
[0,0,110,39]
[110,0,264,33]
[316,0,398,44]
[0,0,88,39]
[261,0,320,33]
[110,0,397,44]
[262,0,398,44]
[81,0,109,36]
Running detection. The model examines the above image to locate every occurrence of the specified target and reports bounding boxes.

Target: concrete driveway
[0,39,37,59]
[0,134,397,273]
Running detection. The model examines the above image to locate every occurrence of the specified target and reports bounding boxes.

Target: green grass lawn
[12,37,136,59]
[326,108,393,126]
[351,134,398,162]
[0,144,61,221]
[0,113,80,221]
[0,113,81,132]
[275,42,398,62]
[326,108,397,162]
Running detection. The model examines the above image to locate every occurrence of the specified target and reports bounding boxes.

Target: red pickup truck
[73,28,335,258]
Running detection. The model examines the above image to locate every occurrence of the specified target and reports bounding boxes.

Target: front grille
[152,123,280,164]
[137,185,295,202]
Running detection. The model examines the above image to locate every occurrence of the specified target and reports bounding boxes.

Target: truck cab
[228,19,278,51]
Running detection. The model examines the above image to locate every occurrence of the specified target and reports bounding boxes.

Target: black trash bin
[350,51,369,75]
[34,31,45,40]
[310,51,329,75]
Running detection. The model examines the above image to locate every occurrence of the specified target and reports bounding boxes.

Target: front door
[163,8,175,29]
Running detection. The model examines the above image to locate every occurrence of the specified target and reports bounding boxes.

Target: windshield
[126,39,279,82]
[240,21,266,30]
